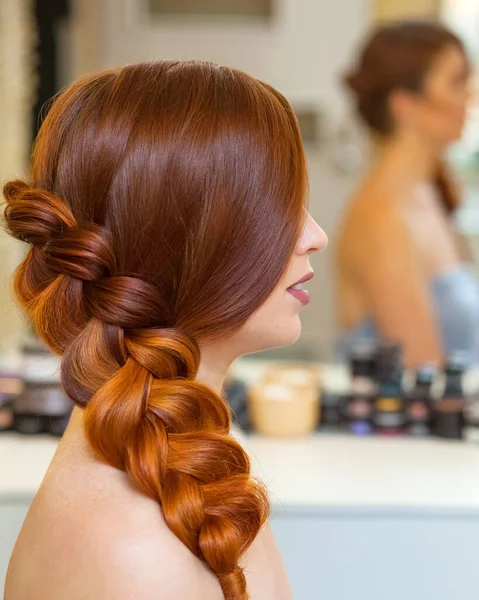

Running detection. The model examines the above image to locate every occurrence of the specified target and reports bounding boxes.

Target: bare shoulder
[7,428,286,600]
[345,175,401,229]
[243,521,293,600]
[72,502,289,600]
[6,446,223,600]
[86,495,222,597]
[68,508,222,600]
[337,175,409,267]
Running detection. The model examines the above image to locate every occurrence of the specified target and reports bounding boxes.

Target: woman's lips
[287,287,311,305]
[287,272,313,306]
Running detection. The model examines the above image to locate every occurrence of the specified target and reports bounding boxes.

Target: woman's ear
[388,88,421,130]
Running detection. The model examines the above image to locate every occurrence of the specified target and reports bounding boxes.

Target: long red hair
[3,61,307,599]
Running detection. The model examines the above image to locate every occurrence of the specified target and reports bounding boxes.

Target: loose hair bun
[343,71,364,96]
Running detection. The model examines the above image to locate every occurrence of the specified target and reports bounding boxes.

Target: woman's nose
[297,213,328,255]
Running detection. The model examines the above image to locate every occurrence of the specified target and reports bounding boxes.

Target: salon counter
[1,432,479,600]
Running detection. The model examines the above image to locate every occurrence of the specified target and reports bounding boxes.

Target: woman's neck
[64,343,235,451]
[197,340,236,392]
[373,130,442,187]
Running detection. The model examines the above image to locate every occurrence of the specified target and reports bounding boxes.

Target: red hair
[3,61,306,599]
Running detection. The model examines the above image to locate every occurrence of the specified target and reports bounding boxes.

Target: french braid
[4,179,268,598]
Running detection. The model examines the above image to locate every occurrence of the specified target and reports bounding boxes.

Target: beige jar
[249,364,320,437]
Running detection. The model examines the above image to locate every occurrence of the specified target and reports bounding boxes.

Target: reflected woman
[337,21,478,366]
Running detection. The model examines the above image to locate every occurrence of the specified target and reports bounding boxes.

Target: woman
[336,21,478,367]
[3,61,326,599]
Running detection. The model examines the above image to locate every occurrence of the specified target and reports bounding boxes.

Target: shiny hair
[345,20,468,212]
[3,60,307,599]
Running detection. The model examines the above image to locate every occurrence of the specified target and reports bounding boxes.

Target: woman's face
[397,45,471,145]
[229,211,328,357]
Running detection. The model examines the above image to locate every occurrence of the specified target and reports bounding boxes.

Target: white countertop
[2,432,479,516]
[243,433,479,516]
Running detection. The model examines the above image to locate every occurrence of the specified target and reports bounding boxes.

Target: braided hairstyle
[3,61,307,599]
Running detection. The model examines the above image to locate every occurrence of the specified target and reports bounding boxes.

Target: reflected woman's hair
[344,20,469,212]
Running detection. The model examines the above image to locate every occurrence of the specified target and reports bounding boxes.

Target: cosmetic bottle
[346,344,376,435]
[406,364,436,437]
[433,354,466,440]
[373,341,405,435]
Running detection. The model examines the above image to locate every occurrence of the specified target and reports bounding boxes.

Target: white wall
[71,0,371,358]
[96,1,366,109]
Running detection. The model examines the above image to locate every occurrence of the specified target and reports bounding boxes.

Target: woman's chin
[258,316,302,352]
[233,312,303,357]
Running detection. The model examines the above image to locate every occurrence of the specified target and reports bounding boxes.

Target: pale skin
[336,45,471,367]
[5,213,327,600]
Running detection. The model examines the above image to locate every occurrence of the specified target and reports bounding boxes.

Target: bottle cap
[416,364,437,385]
[375,341,403,382]
[445,352,469,376]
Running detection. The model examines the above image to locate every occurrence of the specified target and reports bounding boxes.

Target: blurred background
[1,0,479,360]
[2,1,479,600]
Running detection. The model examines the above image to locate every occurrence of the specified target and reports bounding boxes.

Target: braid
[3,181,269,599]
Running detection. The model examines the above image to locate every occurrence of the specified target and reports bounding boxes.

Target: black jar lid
[350,343,377,378]
[432,410,464,439]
